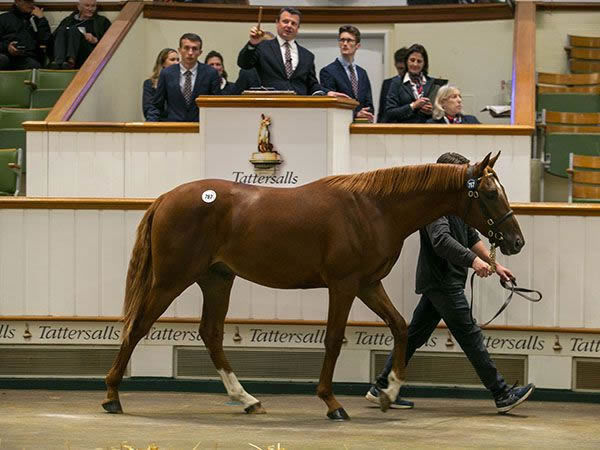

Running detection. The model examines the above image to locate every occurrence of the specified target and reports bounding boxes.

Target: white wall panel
[47,132,126,197]
[557,216,586,327]
[48,210,76,315]
[349,134,531,202]
[0,210,25,315]
[24,210,50,315]
[531,216,559,326]
[584,218,600,327]
[100,211,129,316]
[75,210,100,316]
[26,131,48,196]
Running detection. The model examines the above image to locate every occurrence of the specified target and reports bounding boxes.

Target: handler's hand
[472,256,493,278]
[495,262,514,283]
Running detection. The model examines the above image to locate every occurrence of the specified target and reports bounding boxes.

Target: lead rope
[469,243,542,328]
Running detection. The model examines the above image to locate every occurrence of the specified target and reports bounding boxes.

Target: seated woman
[142,48,179,120]
[427,85,480,124]
[384,43,435,123]
[205,50,234,94]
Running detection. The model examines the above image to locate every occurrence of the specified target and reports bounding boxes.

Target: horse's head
[464,152,524,256]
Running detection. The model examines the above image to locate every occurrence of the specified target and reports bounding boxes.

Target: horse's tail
[121,195,164,342]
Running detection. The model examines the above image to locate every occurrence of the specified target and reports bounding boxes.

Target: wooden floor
[1,390,599,449]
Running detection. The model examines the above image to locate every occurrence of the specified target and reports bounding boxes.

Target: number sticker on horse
[202,190,217,203]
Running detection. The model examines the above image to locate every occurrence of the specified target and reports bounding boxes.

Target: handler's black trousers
[375,287,508,398]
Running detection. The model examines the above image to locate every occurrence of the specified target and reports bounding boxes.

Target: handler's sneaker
[365,386,414,409]
[495,383,535,414]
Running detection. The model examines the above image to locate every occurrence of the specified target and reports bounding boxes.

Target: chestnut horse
[102,152,524,420]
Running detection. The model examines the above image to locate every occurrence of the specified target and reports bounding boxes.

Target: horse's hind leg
[317,280,356,421]
[199,272,265,414]
[103,283,183,413]
[358,281,408,412]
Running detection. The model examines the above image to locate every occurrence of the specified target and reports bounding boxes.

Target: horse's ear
[489,151,501,168]
[473,152,492,176]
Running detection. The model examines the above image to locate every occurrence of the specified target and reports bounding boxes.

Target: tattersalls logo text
[233,114,299,185]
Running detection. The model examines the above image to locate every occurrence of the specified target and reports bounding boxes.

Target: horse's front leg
[358,281,408,412]
[317,280,357,421]
[199,273,265,414]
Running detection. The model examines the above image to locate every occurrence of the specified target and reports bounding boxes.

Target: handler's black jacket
[0,5,51,58]
[415,216,480,294]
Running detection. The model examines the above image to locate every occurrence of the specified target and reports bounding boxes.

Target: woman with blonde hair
[142,48,179,120]
[428,85,480,124]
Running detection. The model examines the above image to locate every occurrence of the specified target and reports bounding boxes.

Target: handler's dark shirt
[415,215,480,294]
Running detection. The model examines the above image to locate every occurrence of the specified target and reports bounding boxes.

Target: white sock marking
[217,369,259,408]
[382,371,404,403]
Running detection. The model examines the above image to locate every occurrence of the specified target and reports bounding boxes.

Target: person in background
[378,47,408,123]
[0,0,51,70]
[204,50,234,94]
[146,32,220,122]
[384,43,435,123]
[142,47,179,120]
[319,25,374,122]
[49,0,111,69]
[427,85,480,124]
[366,152,535,415]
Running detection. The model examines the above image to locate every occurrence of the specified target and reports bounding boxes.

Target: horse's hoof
[102,399,123,414]
[245,402,267,414]
[379,392,391,412]
[327,408,350,421]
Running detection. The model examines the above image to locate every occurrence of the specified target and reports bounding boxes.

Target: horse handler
[366,152,535,414]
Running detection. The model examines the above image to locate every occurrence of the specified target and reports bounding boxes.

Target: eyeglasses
[338,38,356,44]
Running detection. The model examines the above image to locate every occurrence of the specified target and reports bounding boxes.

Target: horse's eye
[485,190,499,200]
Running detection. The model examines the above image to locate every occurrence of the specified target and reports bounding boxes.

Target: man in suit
[147,33,220,122]
[377,47,408,123]
[319,25,374,122]
[237,7,344,97]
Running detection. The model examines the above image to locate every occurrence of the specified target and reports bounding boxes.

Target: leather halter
[465,166,514,247]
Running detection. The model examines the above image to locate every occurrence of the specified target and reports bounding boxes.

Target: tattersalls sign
[1,321,600,357]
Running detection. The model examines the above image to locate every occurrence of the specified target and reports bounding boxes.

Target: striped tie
[348,64,359,98]
[284,42,293,79]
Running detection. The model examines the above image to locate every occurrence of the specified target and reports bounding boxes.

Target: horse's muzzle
[502,236,525,255]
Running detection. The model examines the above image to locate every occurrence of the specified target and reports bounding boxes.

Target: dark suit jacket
[142,79,158,120]
[319,59,373,116]
[378,76,400,123]
[146,63,220,122]
[237,38,325,95]
[427,114,481,124]
[384,75,435,124]
[225,68,261,95]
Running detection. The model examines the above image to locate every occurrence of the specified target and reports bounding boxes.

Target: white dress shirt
[179,63,198,93]
[403,72,427,99]
[276,35,298,73]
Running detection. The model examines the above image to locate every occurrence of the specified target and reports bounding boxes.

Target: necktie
[183,70,193,104]
[284,42,293,79]
[348,64,359,98]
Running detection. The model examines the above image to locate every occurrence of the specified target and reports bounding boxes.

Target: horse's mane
[322,163,469,197]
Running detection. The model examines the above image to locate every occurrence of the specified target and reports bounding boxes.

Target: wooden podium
[196,95,358,187]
